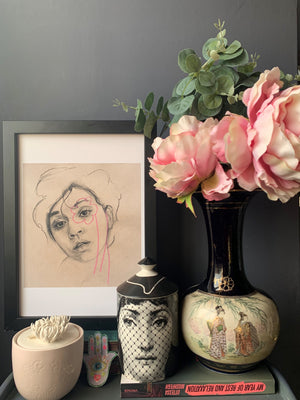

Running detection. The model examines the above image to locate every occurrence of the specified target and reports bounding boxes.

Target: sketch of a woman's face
[48,187,109,263]
[119,300,172,382]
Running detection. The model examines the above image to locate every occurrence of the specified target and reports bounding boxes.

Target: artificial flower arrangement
[114,21,300,214]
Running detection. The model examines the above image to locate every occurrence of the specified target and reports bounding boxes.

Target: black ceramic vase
[181,189,280,372]
[117,257,178,383]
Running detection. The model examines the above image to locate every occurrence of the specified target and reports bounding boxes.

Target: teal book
[120,360,275,397]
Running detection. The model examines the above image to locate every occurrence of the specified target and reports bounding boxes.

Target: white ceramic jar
[12,323,84,400]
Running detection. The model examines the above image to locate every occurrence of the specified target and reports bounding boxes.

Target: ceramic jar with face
[117,258,178,383]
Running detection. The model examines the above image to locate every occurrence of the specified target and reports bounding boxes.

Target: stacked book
[120,360,275,398]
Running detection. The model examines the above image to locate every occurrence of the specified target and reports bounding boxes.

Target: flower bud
[227,95,237,105]
[238,91,244,100]
[217,29,226,39]
[210,50,220,61]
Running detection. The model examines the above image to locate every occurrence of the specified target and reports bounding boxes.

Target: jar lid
[117,257,178,299]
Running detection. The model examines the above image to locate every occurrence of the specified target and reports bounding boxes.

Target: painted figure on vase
[118,297,175,382]
[207,305,227,359]
[234,312,259,356]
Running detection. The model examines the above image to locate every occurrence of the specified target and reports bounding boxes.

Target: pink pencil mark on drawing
[69,197,111,283]
[70,197,98,225]
[96,213,111,284]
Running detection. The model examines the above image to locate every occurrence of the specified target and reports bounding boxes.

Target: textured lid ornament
[117,257,177,299]
[30,316,71,343]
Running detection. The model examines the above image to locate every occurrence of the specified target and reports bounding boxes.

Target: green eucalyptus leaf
[195,79,217,95]
[212,65,240,85]
[156,96,164,115]
[161,102,170,122]
[202,38,218,60]
[135,99,143,114]
[223,40,241,54]
[176,76,196,96]
[169,113,185,125]
[172,80,181,97]
[167,95,195,115]
[198,97,222,117]
[198,70,216,87]
[178,48,197,73]
[230,69,240,85]
[218,46,243,61]
[221,49,249,67]
[236,74,260,89]
[279,70,285,80]
[144,92,154,111]
[190,94,201,115]
[134,108,146,132]
[143,111,157,139]
[237,63,257,75]
[203,93,223,110]
[135,99,143,120]
[185,53,201,73]
[216,75,235,96]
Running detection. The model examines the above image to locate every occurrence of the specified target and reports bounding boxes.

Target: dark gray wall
[0,0,297,120]
[0,0,299,397]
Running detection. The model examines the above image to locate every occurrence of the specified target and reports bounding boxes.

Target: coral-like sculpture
[31,316,70,343]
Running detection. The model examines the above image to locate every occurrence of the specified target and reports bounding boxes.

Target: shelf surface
[0,365,297,400]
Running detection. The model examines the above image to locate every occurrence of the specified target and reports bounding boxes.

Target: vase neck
[196,190,255,296]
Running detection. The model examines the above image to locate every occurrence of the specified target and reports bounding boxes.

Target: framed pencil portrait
[2,120,157,331]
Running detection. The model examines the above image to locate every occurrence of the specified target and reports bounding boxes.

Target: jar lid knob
[136,257,157,277]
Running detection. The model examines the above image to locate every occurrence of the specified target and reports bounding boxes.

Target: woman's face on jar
[48,187,108,262]
[119,300,172,382]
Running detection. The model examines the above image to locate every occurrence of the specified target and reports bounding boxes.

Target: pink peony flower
[201,163,234,201]
[243,67,300,202]
[149,68,300,212]
[243,67,283,125]
[169,115,203,136]
[211,114,258,192]
[149,116,233,212]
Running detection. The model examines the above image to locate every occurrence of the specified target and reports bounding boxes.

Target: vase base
[196,355,259,373]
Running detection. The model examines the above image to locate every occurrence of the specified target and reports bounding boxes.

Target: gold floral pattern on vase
[182,290,279,372]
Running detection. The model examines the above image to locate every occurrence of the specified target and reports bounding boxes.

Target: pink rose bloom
[149,116,233,205]
[211,114,258,192]
[243,67,300,202]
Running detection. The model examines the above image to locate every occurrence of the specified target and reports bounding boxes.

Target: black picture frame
[2,120,156,331]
